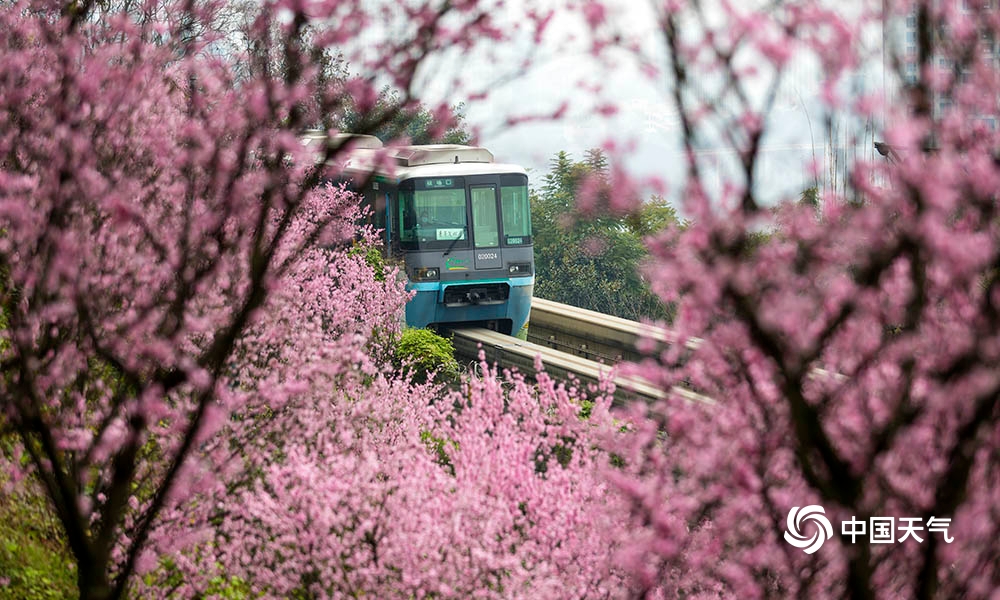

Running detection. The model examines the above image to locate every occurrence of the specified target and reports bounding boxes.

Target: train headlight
[412,267,440,281]
[507,263,532,275]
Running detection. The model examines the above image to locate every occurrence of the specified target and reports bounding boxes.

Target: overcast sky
[422,0,892,206]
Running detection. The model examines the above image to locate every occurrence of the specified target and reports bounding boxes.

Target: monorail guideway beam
[451,327,714,407]
[526,297,845,386]
[527,297,685,365]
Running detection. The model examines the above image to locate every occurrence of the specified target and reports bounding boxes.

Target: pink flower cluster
[146,363,628,598]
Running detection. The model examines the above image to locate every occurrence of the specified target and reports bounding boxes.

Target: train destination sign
[421,178,456,189]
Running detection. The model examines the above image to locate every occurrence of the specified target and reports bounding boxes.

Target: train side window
[500,174,531,245]
[377,201,386,231]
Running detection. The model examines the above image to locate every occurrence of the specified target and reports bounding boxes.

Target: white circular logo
[784,505,833,554]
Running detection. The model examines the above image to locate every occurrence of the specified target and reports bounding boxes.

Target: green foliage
[420,430,457,475]
[0,300,8,354]
[530,151,680,322]
[799,186,819,208]
[341,90,471,145]
[204,575,255,599]
[740,229,774,258]
[393,328,460,383]
[142,556,257,599]
[533,437,577,474]
[348,244,385,282]
[624,195,684,237]
[552,442,574,469]
[0,482,76,600]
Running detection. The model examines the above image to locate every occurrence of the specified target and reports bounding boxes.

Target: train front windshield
[398,174,531,250]
[399,177,469,250]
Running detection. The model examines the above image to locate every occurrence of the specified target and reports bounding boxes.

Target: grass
[0,475,77,599]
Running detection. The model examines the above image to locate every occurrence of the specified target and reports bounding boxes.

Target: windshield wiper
[442,231,465,256]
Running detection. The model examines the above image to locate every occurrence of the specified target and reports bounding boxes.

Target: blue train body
[407,276,534,337]
[322,135,534,338]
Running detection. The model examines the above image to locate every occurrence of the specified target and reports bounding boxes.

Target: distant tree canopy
[530,150,681,322]
[340,89,472,145]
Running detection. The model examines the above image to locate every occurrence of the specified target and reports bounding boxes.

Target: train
[309,133,534,339]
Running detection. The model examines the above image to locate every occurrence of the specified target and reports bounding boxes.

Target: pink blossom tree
[0,0,585,597]
[603,0,1000,597]
[142,357,627,598]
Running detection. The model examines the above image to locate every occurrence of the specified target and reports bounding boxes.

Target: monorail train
[311,133,534,339]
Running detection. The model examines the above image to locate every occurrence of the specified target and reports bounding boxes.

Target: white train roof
[389,144,493,166]
[302,132,384,151]
[339,143,526,180]
[391,161,527,179]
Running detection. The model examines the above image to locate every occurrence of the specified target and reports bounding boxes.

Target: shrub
[393,328,460,383]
